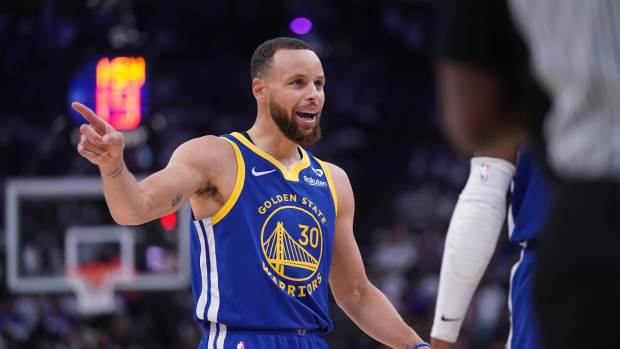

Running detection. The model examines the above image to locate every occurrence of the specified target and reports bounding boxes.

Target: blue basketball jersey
[509,147,548,244]
[507,147,548,349]
[189,132,338,348]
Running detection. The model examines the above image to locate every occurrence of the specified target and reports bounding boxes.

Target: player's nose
[305,84,319,103]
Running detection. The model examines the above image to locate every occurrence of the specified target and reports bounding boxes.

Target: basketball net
[67,261,132,315]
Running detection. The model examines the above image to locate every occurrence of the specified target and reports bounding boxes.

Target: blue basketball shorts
[199,324,328,349]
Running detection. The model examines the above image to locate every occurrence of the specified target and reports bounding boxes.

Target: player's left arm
[326,163,427,349]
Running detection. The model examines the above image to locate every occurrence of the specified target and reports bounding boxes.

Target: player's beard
[269,99,321,146]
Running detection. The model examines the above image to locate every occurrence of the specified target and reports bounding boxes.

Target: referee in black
[510,1,620,348]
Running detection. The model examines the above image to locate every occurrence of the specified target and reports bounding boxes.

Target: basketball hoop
[62,226,136,315]
[67,261,133,316]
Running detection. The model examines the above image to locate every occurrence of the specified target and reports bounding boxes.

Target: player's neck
[247,118,302,167]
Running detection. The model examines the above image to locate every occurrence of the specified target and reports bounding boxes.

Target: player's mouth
[296,111,319,128]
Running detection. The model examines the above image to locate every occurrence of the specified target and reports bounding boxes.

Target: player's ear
[252,78,267,101]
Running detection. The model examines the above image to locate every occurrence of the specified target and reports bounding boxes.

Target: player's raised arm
[73,102,226,225]
[326,162,428,349]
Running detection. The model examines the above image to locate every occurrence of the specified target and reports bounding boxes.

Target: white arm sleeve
[431,157,515,342]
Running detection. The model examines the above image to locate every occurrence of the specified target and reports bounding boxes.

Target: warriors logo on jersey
[259,198,326,297]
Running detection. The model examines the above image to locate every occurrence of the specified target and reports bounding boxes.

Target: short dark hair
[250,37,316,79]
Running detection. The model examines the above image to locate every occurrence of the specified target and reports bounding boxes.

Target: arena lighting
[290,17,313,35]
[68,56,149,131]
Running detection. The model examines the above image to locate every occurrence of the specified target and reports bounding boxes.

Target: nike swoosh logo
[441,315,461,322]
[251,167,277,176]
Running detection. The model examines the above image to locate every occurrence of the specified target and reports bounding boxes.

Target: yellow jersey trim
[230,132,310,182]
[317,159,339,217]
[211,137,246,225]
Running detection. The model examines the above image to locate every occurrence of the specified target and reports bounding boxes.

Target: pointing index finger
[71,102,108,128]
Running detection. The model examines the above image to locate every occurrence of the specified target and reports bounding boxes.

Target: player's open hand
[72,102,125,171]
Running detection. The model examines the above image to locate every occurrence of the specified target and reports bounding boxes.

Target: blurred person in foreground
[433,0,620,347]
[72,37,429,349]
[429,0,550,348]
[509,1,620,347]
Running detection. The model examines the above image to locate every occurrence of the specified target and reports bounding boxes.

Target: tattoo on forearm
[171,192,183,207]
[107,163,124,178]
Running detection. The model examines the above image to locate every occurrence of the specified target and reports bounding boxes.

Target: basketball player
[430,0,549,348]
[430,142,548,349]
[73,37,430,349]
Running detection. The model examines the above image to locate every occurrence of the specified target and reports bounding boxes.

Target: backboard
[5,177,190,293]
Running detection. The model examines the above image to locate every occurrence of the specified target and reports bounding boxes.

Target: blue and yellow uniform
[189,132,338,349]
[507,147,548,349]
